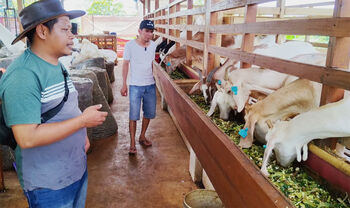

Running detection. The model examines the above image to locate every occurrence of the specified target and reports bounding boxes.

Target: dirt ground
[0,64,197,208]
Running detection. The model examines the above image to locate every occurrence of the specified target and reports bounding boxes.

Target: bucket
[183,189,224,208]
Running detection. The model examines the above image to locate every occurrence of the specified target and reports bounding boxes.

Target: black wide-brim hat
[12,0,85,45]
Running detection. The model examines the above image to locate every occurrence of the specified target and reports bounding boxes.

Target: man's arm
[120,60,130,96]
[12,104,107,149]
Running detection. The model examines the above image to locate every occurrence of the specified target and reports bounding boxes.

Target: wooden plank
[240,4,257,68]
[169,6,206,18]
[162,9,166,35]
[143,2,146,17]
[209,18,350,37]
[275,0,285,43]
[211,0,274,13]
[310,42,329,48]
[155,0,159,11]
[154,32,204,50]
[186,0,193,66]
[174,79,199,84]
[288,1,334,8]
[284,8,334,16]
[155,24,204,33]
[223,7,280,16]
[202,0,211,76]
[208,45,350,91]
[206,0,222,75]
[181,63,200,79]
[169,0,186,8]
[176,1,181,49]
[153,62,292,208]
[169,0,175,39]
[147,0,150,15]
[16,0,24,34]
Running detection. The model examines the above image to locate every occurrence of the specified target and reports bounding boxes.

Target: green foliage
[23,0,39,7]
[194,0,204,6]
[87,0,125,16]
[9,0,38,9]
[286,35,329,44]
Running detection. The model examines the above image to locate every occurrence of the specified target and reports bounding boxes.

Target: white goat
[240,79,322,148]
[206,83,236,120]
[229,41,320,113]
[261,96,350,177]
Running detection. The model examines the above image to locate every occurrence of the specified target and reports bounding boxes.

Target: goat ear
[224,65,234,81]
[194,67,203,84]
[266,119,273,129]
[189,81,201,94]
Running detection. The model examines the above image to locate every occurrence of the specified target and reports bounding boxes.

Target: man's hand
[120,85,128,96]
[80,104,108,128]
[85,136,90,153]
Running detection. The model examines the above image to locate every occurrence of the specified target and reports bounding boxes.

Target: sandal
[129,146,137,155]
[139,139,152,147]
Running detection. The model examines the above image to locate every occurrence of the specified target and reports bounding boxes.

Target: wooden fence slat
[240,4,257,68]
[211,0,274,13]
[288,1,334,8]
[155,24,204,32]
[284,8,333,16]
[156,17,350,37]
[186,0,193,66]
[208,45,350,91]
[208,17,350,37]
[154,32,204,50]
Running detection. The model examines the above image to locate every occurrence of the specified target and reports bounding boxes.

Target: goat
[240,79,322,149]
[261,96,350,177]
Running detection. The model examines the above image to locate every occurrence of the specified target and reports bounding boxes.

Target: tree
[87,0,125,16]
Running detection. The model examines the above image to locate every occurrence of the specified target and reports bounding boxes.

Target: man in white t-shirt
[120,20,157,155]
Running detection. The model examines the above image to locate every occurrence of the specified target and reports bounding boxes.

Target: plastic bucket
[183,189,224,208]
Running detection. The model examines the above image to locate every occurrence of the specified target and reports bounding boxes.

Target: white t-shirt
[123,39,156,86]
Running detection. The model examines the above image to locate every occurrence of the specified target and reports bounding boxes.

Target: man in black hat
[120,20,157,155]
[0,0,107,207]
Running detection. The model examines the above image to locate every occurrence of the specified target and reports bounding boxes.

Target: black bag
[0,65,69,150]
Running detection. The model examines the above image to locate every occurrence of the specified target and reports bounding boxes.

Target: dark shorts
[129,84,157,121]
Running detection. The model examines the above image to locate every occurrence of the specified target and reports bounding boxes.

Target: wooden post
[203,0,210,76]
[169,0,175,43]
[175,2,181,49]
[147,0,151,15]
[17,0,24,34]
[186,0,193,66]
[162,9,166,36]
[155,0,159,39]
[203,0,222,76]
[208,0,222,72]
[318,0,350,149]
[275,0,285,43]
[143,1,146,17]
[240,4,257,68]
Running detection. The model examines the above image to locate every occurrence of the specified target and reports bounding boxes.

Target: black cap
[139,20,155,30]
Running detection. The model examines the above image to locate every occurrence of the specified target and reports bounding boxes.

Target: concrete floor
[0,64,197,208]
